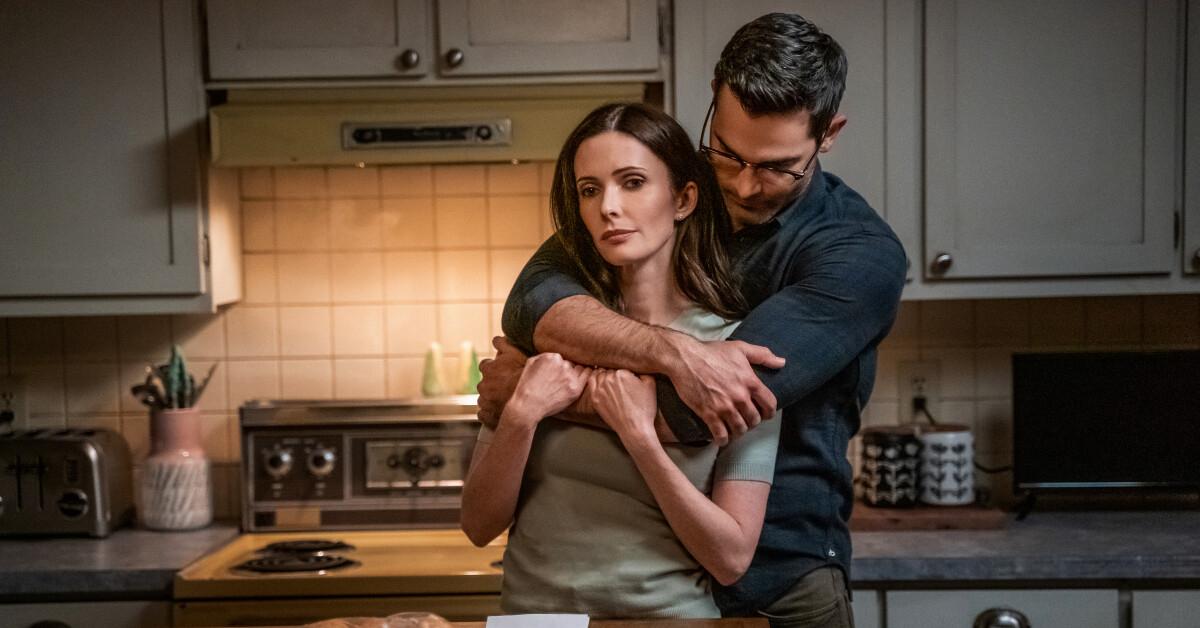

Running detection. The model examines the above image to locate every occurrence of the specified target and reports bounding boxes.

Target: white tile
[191,360,227,412]
[276,253,331,303]
[27,415,66,429]
[328,166,379,198]
[224,306,279,358]
[539,195,556,240]
[25,362,66,416]
[1029,298,1086,347]
[937,400,976,431]
[975,347,1016,399]
[239,168,274,199]
[116,315,172,361]
[538,162,557,192]
[974,399,1014,455]
[121,414,150,462]
[433,165,486,196]
[275,200,330,251]
[872,347,920,401]
[489,302,505,348]
[489,248,535,302]
[922,348,975,398]
[333,305,385,356]
[242,253,278,304]
[1142,294,1200,346]
[65,363,120,415]
[199,413,231,462]
[280,359,333,399]
[880,302,919,350]
[488,195,543,247]
[861,400,899,427]
[487,163,540,195]
[381,165,433,197]
[438,303,491,354]
[241,201,275,252]
[67,415,119,433]
[334,358,386,398]
[274,167,326,199]
[382,198,435,249]
[330,198,382,250]
[435,197,488,247]
[279,306,332,356]
[63,317,118,362]
[227,417,243,462]
[1084,296,1142,345]
[226,360,280,406]
[384,251,437,301]
[386,357,425,399]
[331,252,384,302]
[920,300,974,348]
[386,304,439,356]
[10,318,63,363]
[173,314,226,360]
[436,250,489,300]
[975,299,1030,347]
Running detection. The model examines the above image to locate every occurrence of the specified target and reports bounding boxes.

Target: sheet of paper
[485,614,589,628]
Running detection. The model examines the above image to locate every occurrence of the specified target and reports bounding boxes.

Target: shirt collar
[769,161,826,227]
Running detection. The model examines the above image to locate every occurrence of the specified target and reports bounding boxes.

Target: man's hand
[668,337,785,445]
[477,337,527,428]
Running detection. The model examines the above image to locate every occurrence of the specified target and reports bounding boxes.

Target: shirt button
[827,549,837,558]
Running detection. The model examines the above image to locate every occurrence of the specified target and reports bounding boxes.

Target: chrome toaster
[0,428,134,537]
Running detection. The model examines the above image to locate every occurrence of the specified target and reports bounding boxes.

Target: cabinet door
[924,0,1178,279]
[436,0,660,76]
[206,0,431,79]
[1186,0,1200,275]
[0,0,204,297]
[1133,590,1200,627]
[1,601,171,628]
[672,1,887,215]
[888,589,1119,628]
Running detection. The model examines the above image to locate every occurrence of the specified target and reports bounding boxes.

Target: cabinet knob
[396,49,420,70]
[930,252,954,275]
[444,48,465,68]
[973,607,1030,628]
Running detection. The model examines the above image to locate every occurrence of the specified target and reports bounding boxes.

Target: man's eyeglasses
[697,100,820,185]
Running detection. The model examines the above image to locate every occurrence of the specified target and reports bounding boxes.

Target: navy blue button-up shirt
[501,166,906,615]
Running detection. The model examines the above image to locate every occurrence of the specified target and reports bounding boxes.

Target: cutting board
[849,502,1008,531]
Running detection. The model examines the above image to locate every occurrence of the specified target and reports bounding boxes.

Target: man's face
[707,85,826,230]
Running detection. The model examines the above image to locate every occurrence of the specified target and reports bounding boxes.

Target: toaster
[0,428,134,537]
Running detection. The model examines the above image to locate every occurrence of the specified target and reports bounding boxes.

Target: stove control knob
[264,449,294,479]
[428,454,445,469]
[307,447,337,477]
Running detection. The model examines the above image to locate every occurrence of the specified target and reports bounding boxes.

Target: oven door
[174,594,501,626]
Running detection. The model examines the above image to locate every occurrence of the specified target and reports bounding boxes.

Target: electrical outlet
[897,360,940,424]
[0,375,29,431]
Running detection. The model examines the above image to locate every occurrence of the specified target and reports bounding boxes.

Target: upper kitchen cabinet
[204,0,664,82]
[1186,0,1200,275]
[0,0,240,316]
[205,0,433,79]
[922,0,1178,281]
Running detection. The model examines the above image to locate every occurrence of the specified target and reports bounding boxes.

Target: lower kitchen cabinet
[1,600,171,628]
[886,589,1118,628]
[851,589,881,628]
[1132,590,1200,627]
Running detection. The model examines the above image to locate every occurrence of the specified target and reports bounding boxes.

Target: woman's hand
[590,368,658,444]
[504,353,589,427]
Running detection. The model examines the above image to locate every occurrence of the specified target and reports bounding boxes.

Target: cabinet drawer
[1133,590,1200,627]
[887,589,1118,628]
[0,601,170,628]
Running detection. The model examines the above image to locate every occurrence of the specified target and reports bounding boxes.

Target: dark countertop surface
[0,523,238,600]
[2,511,1199,600]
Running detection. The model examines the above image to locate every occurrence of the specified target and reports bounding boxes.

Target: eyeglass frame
[696,99,822,183]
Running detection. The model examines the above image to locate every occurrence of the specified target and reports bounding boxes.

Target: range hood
[209,83,646,167]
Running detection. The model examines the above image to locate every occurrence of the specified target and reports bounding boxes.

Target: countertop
[4,511,1200,601]
[0,523,238,600]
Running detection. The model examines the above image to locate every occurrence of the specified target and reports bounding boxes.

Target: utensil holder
[140,407,212,530]
[917,424,975,506]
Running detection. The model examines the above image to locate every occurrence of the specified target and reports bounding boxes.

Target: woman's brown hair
[550,102,746,320]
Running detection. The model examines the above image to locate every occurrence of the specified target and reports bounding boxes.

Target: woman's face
[573,131,695,269]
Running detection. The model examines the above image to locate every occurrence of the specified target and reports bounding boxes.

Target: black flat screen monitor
[1012,350,1200,490]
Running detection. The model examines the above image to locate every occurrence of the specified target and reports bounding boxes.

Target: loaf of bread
[304,612,452,628]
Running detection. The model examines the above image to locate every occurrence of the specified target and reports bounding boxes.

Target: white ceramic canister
[916,424,975,506]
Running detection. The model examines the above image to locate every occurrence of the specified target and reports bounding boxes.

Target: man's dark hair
[714,13,848,140]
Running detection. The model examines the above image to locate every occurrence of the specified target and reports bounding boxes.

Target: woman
[460,103,781,618]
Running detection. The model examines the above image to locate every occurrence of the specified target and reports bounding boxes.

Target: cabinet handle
[930,252,953,274]
[973,607,1030,628]
[395,49,420,71]
[444,48,465,68]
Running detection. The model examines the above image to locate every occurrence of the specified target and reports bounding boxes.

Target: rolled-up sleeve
[500,236,590,355]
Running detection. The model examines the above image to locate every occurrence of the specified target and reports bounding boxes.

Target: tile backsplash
[2,164,1198,517]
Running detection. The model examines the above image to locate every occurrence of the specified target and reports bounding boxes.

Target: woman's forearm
[620,435,769,585]
[460,410,538,547]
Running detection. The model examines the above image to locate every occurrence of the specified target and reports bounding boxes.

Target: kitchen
[2,0,1200,627]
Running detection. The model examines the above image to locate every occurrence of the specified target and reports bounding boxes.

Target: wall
[2,164,1198,518]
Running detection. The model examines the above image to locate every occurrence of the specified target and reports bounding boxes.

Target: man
[478,13,905,628]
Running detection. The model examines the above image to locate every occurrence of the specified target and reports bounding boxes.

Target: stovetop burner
[259,539,356,554]
[235,553,360,574]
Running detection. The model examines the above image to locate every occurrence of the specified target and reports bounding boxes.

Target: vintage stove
[172,399,504,627]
